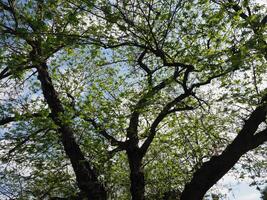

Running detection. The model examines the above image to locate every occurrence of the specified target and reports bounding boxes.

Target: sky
[221,175,262,200]
[205,173,263,200]
[232,184,261,200]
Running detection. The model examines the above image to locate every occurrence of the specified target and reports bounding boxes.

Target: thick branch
[127,69,183,141]
[151,48,194,69]
[180,100,267,200]
[137,49,152,86]
[85,118,126,148]
[228,0,248,20]
[190,69,233,90]
[36,63,106,200]
[261,15,267,25]
[0,116,15,126]
[140,92,192,155]
[0,67,10,80]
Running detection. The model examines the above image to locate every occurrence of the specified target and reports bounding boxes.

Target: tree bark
[180,102,267,200]
[180,136,250,200]
[37,63,107,200]
[127,149,145,200]
[126,110,146,200]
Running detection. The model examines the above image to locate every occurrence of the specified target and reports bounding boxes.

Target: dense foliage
[0,0,266,199]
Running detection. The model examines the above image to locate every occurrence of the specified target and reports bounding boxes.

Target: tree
[262,186,267,200]
[0,0,266,199]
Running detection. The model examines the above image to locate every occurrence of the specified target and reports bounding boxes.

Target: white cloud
[237,193,261,200]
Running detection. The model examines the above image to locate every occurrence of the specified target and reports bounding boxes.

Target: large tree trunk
[126,110,146,200]
[180,136,249,200]
[127,150,145,200]
[37,63,107,200]
[180,102,267,200]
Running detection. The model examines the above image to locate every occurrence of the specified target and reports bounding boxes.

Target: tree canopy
[0,0,266,199]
